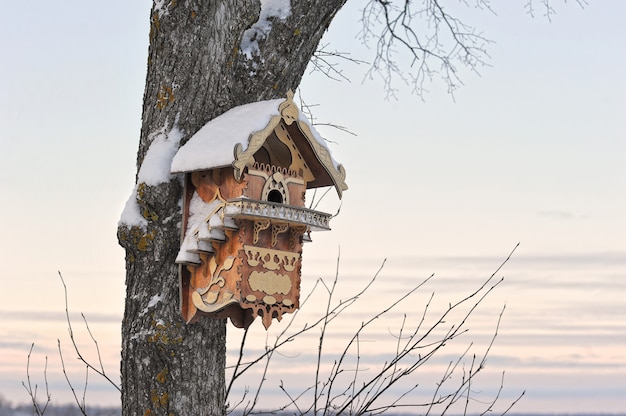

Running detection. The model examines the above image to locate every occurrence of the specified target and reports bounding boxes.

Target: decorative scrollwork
[191,256,238,313]
[290,225,307,250]
[261,171,289,205]
[253,219,271,244]
[243,245,300,272]
[248,270,292,295]
[271,223,289,247]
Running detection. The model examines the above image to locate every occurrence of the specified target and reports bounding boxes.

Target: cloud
[0,310,121,324]
[537,210,576,219]
[0,339,44,352]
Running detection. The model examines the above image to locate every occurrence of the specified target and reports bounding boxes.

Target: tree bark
[117,1,347,414]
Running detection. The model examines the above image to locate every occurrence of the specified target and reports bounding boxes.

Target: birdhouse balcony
[224,198,332,231]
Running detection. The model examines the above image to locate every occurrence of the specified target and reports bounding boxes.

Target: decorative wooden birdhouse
[170,91,347,329]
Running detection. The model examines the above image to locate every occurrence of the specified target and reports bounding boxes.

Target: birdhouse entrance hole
[268,189,283,204]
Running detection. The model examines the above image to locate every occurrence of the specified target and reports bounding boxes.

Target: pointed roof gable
[170,92,347,197]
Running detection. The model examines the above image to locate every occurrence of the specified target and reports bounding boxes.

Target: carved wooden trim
[273,121,314,183]
[253,219,271,244]
[233,115,282,181]
[191,256,239,314]
[290,225,307,250]
[231,91,347,197]
[271,223,289,247]
[261,171,290,205]
[293,118,348,197]
[243,245,300,272]
[278,90,299,125]
[248,270,292,295]
[225,198,331,230]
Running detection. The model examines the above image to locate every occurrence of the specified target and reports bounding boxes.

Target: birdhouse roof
[170,92,347,197]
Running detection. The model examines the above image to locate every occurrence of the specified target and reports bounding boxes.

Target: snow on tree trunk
[117,1,347,414]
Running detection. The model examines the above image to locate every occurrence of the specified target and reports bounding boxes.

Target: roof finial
[278,90,299,125]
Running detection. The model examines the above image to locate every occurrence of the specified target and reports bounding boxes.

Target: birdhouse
[170,92,347,329]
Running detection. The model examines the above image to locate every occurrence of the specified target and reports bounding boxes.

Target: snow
[171,99,280,172]
[153,0,171,18]
[119,185,148,228]
[175,245,201,265]
[119,121,184,228]
[170,98,338,173]
[188,192,223,228]
[138,122,184,186]
[131,329,154,341]
[175,192,226,264]
[147,294,163,308]
[138,294,164,317]
[241,0,291,59]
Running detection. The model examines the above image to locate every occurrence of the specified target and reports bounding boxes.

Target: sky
[0,0,625,413]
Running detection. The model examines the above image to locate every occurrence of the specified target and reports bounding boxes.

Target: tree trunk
[117,1,347,414]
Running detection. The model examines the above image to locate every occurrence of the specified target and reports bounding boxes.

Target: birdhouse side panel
[179,167,250,326]
[187,230,242,315]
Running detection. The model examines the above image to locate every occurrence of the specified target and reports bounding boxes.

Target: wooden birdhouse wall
[180,163,310,329]
[243,164,306,206]
[238,163,307,327]
[180,168,248,327]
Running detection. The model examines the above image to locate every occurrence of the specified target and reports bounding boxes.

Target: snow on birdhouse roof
[171,99,284,173]
[170,91,347,197]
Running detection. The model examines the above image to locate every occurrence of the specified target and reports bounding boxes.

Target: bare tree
[117,3,352,414]
[115,1,571,414]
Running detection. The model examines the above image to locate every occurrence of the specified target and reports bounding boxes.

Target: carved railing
[224,198,331,231]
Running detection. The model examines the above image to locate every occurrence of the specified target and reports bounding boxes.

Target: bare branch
[525,0,588,21]
[22,343,51,416]
[360,0,495,98]
[58,339,87,415]
[310,43,368,82]
[313,249,342,415]
[226,244,522,415]
[226,326,250,402]
[58,272,121,393]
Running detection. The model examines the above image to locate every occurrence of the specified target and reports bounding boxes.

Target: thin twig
[360,0,494,98]
[226,326,249,400]
[313,248,341,415]
[58,339,87,415]
[22,343,51,416]
[58,271,121,392]
[227,244,522,415]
